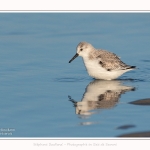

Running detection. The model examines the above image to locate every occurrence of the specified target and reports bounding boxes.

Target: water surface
[0,13,150,137]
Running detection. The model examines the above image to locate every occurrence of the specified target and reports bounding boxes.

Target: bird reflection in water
[69,80,135,117]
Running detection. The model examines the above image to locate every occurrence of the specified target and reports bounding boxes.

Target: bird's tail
[126,66,136,70]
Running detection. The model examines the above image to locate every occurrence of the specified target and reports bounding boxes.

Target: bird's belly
[84,60,126,80]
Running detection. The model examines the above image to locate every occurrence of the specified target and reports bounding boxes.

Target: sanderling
[69,42,136,80]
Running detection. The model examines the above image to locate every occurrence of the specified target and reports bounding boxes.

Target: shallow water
[0,13,150,137]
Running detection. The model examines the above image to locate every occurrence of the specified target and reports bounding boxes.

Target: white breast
[82,58,129,80]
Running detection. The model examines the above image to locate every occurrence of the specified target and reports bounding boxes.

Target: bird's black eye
[80,48,83,51]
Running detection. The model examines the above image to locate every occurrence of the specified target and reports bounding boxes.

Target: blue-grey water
[0,13,150,137]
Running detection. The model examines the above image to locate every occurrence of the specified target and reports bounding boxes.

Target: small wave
[54,77,91,82]
[129,98,150,106]
[116,124,136,130]
[118,131,150,137]
[118,78,146,82]
[141,60,150,62]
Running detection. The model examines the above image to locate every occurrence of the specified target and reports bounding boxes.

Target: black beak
[69,53,79,63]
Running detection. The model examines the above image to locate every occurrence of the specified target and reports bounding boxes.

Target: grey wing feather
[96,50,131,70]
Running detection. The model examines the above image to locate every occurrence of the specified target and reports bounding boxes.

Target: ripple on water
[119,77,146,82]
[118,131,150,137]
[129,98,150,106]
[141,59,150,62]
[116,124,136,130]
[54,77,91,82]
